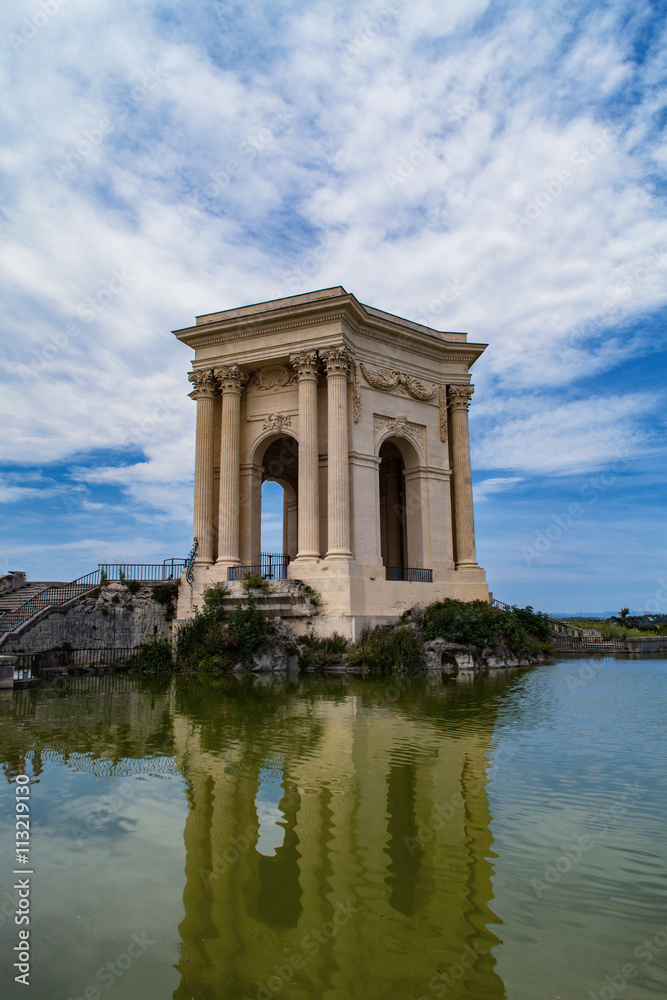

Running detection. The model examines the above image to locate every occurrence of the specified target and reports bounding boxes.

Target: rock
[231,643,300,672]
[420,639,478,671]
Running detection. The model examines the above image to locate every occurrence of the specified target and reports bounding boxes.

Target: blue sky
[1,0,665,613]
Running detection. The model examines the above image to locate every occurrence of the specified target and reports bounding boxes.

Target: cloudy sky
[1,0,665,613]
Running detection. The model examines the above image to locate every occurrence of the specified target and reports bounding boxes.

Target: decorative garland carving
[373,414,426,456]
[359,362,437,401]
[262,413,292,433]
[248,364,296,392]
[187,369,216,399]
[438,385,448,443]
[352,362,361,423]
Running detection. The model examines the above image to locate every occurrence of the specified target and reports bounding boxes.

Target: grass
[350,625,421,674]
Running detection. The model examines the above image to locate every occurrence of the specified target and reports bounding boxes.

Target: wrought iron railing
[185,537,198,586]
[385,567,433,583]
[0,560,186,635]
[491,599,584,637]
[227,553,290,581]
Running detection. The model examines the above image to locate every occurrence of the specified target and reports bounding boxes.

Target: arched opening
[378,436,427,579]
[250,434,299,578]
[379,441,406,570]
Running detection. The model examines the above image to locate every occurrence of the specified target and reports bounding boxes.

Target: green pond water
[0,657,666,1000]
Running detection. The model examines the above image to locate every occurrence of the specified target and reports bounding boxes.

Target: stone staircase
[213,580,320,620]
[0,582,66,614]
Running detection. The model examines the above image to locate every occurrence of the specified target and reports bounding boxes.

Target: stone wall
[3,583,176,654]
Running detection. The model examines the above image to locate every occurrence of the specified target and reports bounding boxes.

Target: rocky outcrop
[3,583,174,654]
[420,638,547,671]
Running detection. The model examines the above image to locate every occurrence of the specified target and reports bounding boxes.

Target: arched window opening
[379,441,406,570]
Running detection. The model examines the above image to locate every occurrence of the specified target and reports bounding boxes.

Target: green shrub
[242,573,272,594]
[419,598,552,654]
[202,585,230,611]
[351,624,421,674]
[226,595,269,654]
[174,592,268,672]
[126,580,141,595]
[302,584,322,607]
[119,569,126,582]
[100,570,108,585]
[129,636,174,673]
[152,581,179,621]
[299,632,350,669]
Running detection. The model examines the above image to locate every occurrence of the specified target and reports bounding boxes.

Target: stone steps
[0,583,65,612]
[216,582,319,618]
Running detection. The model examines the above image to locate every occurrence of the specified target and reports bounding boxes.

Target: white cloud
[0,0,665,587]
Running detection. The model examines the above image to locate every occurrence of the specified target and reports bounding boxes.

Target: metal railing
[98,561,185,582]
[228,553,290,581]
[491,599,584,637]
[185,538,198,586]
[0,559,186,635]
[15,646,142,670]
[385,567,433,583]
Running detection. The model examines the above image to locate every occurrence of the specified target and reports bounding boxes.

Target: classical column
[320,346,352,558]
[187,369,217,564]
[448,385,478,568]
[214,364,247,564]
[384,457,403,568]
[289,351,320,559]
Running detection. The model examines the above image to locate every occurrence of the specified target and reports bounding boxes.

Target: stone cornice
[173,289,486,370]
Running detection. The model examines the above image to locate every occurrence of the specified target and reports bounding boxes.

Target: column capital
[188,369,217,400]
[320,345,353,378]
[214,364,248,395]
[448,384,474,411]
[289,350,319,381]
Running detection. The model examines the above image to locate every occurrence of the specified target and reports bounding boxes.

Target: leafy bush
[301,584,322,607]
[226,595,269,654]
[152,582,179,621]
[126,580,141,595]
[350,624,421,674]
[242,573,272,594]
[299,632,350,669]
[419,598,552,654]
[129,636,174,673]
[174,591,269,673]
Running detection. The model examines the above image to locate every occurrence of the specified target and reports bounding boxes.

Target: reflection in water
[0,671,515,999]
[171,674,507,1000]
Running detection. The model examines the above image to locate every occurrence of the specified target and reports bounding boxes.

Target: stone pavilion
[174,287,488,638]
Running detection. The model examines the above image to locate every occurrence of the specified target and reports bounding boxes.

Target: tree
[619,607,630,619]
